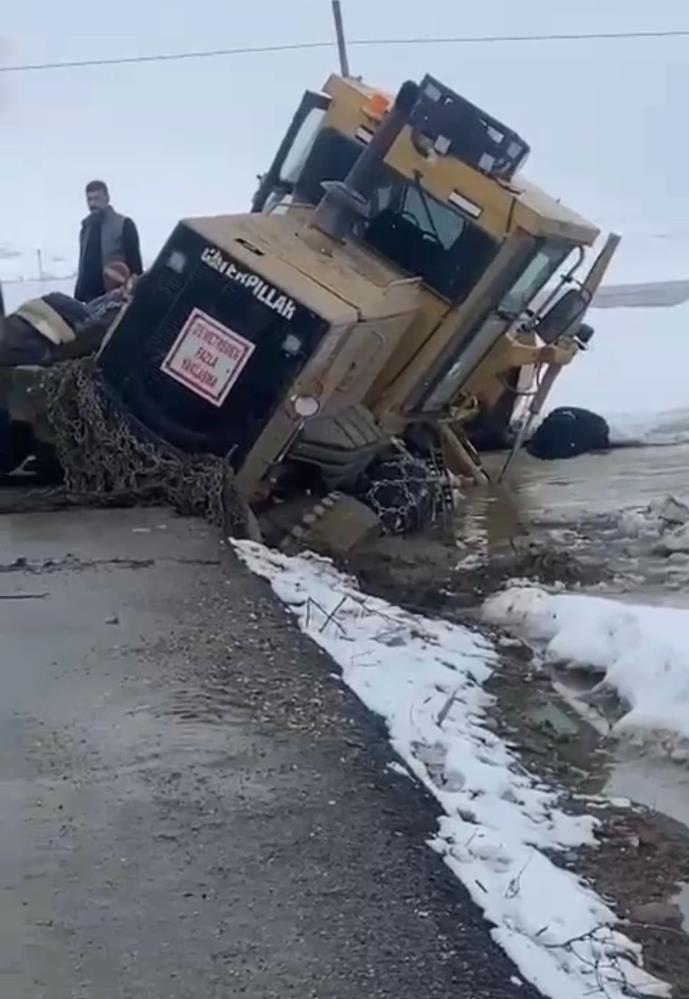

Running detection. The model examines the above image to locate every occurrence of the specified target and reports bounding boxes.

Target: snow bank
[606,409,689,448]
[547,299,689,425]
[235,541,667,998]
[617,495,689,545]
[485,587,689,758]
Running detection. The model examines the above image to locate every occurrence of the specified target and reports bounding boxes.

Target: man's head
[85,180,110,215]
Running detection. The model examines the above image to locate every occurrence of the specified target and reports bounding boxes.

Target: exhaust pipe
[311,80,419,242]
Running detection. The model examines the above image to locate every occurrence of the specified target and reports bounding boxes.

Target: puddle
[481,444,689,521]
[549,669,689,833]
[489,629,689,835]
[459,445,689,605]
[527,700,580,739]
[606,756,689,829]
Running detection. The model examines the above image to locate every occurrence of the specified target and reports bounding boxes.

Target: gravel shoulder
[0,507,536,999]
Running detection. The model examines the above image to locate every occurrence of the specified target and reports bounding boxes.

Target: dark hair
[85,179,109,197]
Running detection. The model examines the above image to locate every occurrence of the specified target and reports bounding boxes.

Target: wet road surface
[0,507,535,999]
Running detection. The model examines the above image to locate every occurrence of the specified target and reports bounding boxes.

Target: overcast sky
[1,0,688,282]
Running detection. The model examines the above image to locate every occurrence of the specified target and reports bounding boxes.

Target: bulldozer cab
[251,74,603,433]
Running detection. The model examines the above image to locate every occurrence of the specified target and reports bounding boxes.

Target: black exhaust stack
[311,80,420,242]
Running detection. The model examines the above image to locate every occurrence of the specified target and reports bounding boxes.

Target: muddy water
[608,756,689,827]
[483,443,689,521]
[460,444,689,605]
[464,443,689,828]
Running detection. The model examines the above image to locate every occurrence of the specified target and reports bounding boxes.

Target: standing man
[74,180,143,303]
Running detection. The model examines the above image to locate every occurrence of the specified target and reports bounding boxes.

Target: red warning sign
[161,308,255,407]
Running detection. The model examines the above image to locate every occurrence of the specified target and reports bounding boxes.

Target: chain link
[357,446,453,536]
[40,357,252,537]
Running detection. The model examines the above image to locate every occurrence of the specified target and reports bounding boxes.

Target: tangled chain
[22,357,451,543]
[357,446,453,536]
[41,357,252,538]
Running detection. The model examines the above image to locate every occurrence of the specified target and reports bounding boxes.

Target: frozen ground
[485,586,689,760]
[236,541,667,999]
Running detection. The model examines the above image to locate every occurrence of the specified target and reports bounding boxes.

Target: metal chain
[357,446,453,536]
[40,357,251,537]
[18,358,451,543]
[429,442,456,521]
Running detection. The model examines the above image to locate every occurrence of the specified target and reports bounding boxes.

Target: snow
[546,299,689,426]
[485,586,689,759]
[616,496,689,542]
[2,276,75,313]
[606,410,689,448]
[234,540,667,998]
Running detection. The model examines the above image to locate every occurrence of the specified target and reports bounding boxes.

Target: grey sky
[1,0,688,281]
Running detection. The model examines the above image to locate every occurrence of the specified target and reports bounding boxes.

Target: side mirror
[534,287,590,344]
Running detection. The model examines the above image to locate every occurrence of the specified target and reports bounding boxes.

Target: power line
[0,41,330,74]
[2,28,689,74]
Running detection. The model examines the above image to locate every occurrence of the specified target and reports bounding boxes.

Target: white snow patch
[617,496,689,542]
[234,541,667,998]
[386,761,413,780]
[546,299,689,423]
[607,409,689,448]
[485,586,689,760]
[1,276,75,312]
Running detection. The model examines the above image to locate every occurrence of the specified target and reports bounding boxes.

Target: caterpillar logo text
[201,247,297,321]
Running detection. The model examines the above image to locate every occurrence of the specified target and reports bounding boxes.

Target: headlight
[293,395,320,418]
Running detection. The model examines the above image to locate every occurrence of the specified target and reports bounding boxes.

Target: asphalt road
[0,507,539,999]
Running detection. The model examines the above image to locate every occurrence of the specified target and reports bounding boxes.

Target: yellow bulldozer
[0,69,619,551]
[249,72,619,481]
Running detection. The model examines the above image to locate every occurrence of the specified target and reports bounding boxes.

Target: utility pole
[332,1,350,78]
